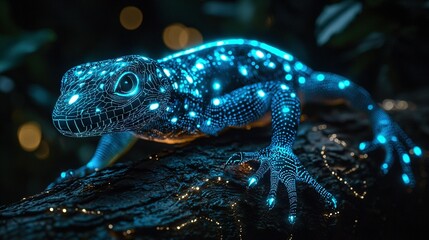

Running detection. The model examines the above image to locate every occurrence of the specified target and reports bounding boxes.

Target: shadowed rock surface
[1,103,428,240]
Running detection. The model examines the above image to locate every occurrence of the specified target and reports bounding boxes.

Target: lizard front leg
[47,132,137,189]
[207,83,336,224]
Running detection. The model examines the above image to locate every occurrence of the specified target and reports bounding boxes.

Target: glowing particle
[189,111,196,117]
[316,74,325,81]
[283,64,291,72]
[212,82,221,90]
[294,62,304,70]
[195,59,205,70]
[290,93,296,98]
[149,102,159,110]
[413,146,422,156]
[257,90,266,97]
[116,58,123,62]
[359,142,366,151]
[280,84,288,90]
[248,177,257,187]
[268,62,276,68]
[283,53,294,61]
[288,215,296,224]
[68,94,79,104]
[267,197,275,208]
[62,209,67,213]
[75,71,83,76]
[377,135,386,144]
[282,106,290,113]
[402,153,410,164]
[367,104,374,110]
[163,69,171,77]
[206,119,211,125]
[99,84,104,90]
[95,108,101,113]
[49,208,54,212]
[331,197,337,209]
[255,50,265,58]
[298,76,306,84]
[171,117,178,123]
[186,75,194,84]
[285,74,293,81]
[338,82,345,89]
[212,98,221,106]
[119,6,143,30]
[402,174,410,185]
[381,163,388,170]
[220,54,228,61]
[100,70,107,75]
[173,82,178,89]
[239,66,248,76]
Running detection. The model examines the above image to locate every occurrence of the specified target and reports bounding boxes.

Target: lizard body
[51,39,422,224]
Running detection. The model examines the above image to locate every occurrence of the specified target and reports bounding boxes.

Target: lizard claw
[46,165,94,190]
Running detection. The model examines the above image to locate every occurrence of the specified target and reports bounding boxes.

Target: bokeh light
[17,122,42,152]
[35,140,50,159]
[119,6,143,30]
[163,23,203,50]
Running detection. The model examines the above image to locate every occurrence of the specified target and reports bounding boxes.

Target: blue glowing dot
[285,74,293,81]
[255,50,265,58]
[402,173,410,185]
[88,71,93,74]
[283,64,291,72]
[95,108,101,113]
[316,74,325,81]
[171,117,178,123]
[288,215,296,224]
[381,163,388,170]
[344,80,350,86]
[290,93,296,98]
[331,197,337,209]
[367,104,374,110]
[298,76,306,84]
[267,197,275,208]
[212,82,221,90]
[280,84,288,90]
[294,62,304,70]
[338,82,345,89]
[282,107,290,113]
[163,69,171,77]
[402,153,410,164]
[160,87,166,93]
[268,62,276,69]
[206,119,211,126]
[212,98,221,106]
[283,53,294,61]
[116,58,123,62]
[377,135,387,144]
[257,90,266,97]
[68,94,79,105]
[100,70,107,75]
[75,71,83,76]
[391,136,397,142]
[60,172,66,178]
[220,54,228,61]
[186,75,194,84]
[239,66,248,76]
[189,111,196,117]
[248,177,257,187]
[413,146,422,156]
[149,102,159,110]
[195,62,204,70]
[359,142,366,151]
[173,82,179,89]
[99,84,104,90]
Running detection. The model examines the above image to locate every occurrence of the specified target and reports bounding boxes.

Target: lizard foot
[226,145,337,224]
[46,165,95,190]
[359,118,423,186]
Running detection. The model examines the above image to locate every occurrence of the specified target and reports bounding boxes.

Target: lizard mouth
[52,116,107,137]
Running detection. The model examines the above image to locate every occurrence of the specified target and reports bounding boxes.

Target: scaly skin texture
[51,39,422,224]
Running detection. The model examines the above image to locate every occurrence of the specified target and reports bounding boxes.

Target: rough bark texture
[1,104,428,240]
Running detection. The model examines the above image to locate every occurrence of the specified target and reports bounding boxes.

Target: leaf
[316,0,362,45]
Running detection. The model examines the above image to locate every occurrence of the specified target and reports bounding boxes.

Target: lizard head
[52,55,172,137]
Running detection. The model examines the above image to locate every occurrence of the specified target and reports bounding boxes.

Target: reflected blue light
[171,117,178,123]
[288,215,296,224]
[359,142,366,151]
[377,135,386,144]
[316,74,325,81]
[402,174,410,185]
[257,90,266,97]
[149,102,159,110]
[239,66,248,76]
[413,146,422,156]
[248,177,257,187]
[267,197,275,208]
[212,98,221,106]
[212,82,221,90]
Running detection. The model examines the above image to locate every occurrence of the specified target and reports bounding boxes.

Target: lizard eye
[113,72,139,97]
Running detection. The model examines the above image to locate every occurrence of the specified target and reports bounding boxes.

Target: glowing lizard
[51,39,422,224]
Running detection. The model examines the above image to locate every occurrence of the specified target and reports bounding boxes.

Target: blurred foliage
[0,0,428,205]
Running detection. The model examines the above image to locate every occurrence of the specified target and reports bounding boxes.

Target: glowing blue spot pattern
[52,39,421,225]
[68,94,79,105]
[413,146,422,156]
[248,177,257,187]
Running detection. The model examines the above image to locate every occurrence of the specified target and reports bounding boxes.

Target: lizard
[51,39,423,224]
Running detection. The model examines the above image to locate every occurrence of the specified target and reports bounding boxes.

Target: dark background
[0,0,428,209]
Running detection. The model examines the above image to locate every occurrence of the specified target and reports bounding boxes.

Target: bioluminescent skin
[52,39,422,224]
